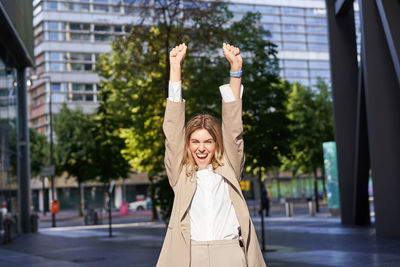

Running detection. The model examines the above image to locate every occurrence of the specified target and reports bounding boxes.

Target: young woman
[157,43,266,267]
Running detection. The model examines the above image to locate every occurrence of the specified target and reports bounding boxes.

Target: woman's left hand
[222,43,242,72]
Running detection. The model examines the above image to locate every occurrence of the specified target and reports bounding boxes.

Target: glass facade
[0,50,21,217]
[229,1,334,87]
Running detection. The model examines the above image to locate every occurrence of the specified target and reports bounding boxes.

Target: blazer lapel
[179,171,196,247]
[215,157,244,201]
[179,172,196,222]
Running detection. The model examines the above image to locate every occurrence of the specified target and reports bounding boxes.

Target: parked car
[129,197,151,211]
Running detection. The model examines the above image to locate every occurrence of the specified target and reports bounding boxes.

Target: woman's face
[189,128,216,170]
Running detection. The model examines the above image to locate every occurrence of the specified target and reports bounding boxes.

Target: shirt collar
[196,164,213,174]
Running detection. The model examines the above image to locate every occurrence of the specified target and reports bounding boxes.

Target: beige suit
[156,98,266,267]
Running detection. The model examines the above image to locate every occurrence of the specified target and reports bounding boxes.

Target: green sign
[323,142,340,209]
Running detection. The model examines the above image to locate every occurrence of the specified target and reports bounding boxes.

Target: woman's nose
[198,143,205,151]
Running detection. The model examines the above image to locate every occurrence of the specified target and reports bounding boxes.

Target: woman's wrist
[230,63,242,72]
[170,65,181,82]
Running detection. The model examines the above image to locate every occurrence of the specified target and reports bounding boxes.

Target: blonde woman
[157,43,266,267]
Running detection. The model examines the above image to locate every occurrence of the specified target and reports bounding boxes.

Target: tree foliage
[54,104,97,215]
[283,78,334,175]
[91,83,132,186]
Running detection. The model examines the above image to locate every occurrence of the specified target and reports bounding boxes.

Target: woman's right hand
[169,43,187,82]
[169,43,187,69]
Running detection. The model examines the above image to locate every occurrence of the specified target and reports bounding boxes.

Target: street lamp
[30,75,56,227]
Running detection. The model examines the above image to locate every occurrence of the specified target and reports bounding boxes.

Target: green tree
[54,104,97,216]
[91,87,131,202]
[284,78,334,211]
[96,25,166,221]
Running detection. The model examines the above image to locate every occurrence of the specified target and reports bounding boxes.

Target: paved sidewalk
[1,212,400,267]
[38,209,153,228]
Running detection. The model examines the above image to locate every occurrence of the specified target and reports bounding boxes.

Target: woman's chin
[196,160,210,170]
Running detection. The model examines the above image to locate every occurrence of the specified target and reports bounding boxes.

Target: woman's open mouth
[196,154,208,161]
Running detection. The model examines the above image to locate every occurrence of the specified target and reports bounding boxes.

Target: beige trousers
[190,239,247,267]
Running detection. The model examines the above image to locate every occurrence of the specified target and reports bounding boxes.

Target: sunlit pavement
[1,208,400,266]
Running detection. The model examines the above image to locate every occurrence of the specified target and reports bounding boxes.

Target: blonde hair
[182,114,224,176]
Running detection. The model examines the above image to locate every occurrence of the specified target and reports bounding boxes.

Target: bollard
[3,217,15,244]
[30,213,39,233]
[84,209,94,225]
[308,200,316,216]
[93,209,103,225]
[285,201,293,217]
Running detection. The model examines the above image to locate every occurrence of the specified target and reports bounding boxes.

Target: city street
[1,204,400,266]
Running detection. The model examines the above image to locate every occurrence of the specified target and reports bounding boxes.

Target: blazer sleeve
[163,99,185,187]
[222,99,245,181]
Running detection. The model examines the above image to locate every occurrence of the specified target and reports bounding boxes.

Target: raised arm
[223,43,242,100]
[163,43,187,187]
[221,43,245,180]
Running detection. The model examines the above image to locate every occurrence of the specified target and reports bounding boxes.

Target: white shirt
[189,165,240,241]
[168,81,244,241]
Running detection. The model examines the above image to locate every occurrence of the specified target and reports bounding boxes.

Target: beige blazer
[156,98,266,267]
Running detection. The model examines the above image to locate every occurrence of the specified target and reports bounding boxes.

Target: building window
[49,62,63,71]
[95,34,111,41]
[305,8,326,17]
[307,26,327,34]
[94,25,111,32]
[281,16,304,24]
[228,4,254,12]
[307,35,328,43]
[307,43,328,51]
[51,83,61,91]
[306,17,326,25]
[256,5,280,14]
[281,7,304,16]
[44,1,58,10]
[47,21,58,30]
[48,32,59,41]
[72,84,84,91]
[285,60,308,68]
[282,34,306,42]
[260,15,280,24]
[52,93,65,102]
[93,5,109,13]
[85,84,94,91]
[70,23,90,31]
[309,61,330,69]
[282,24,305,33]
[70,33,91,41]
[285,69,309,77]
[283,42,306,51]
[71,94,84,101]
[310,70,330,77]
[86,94,94,101]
